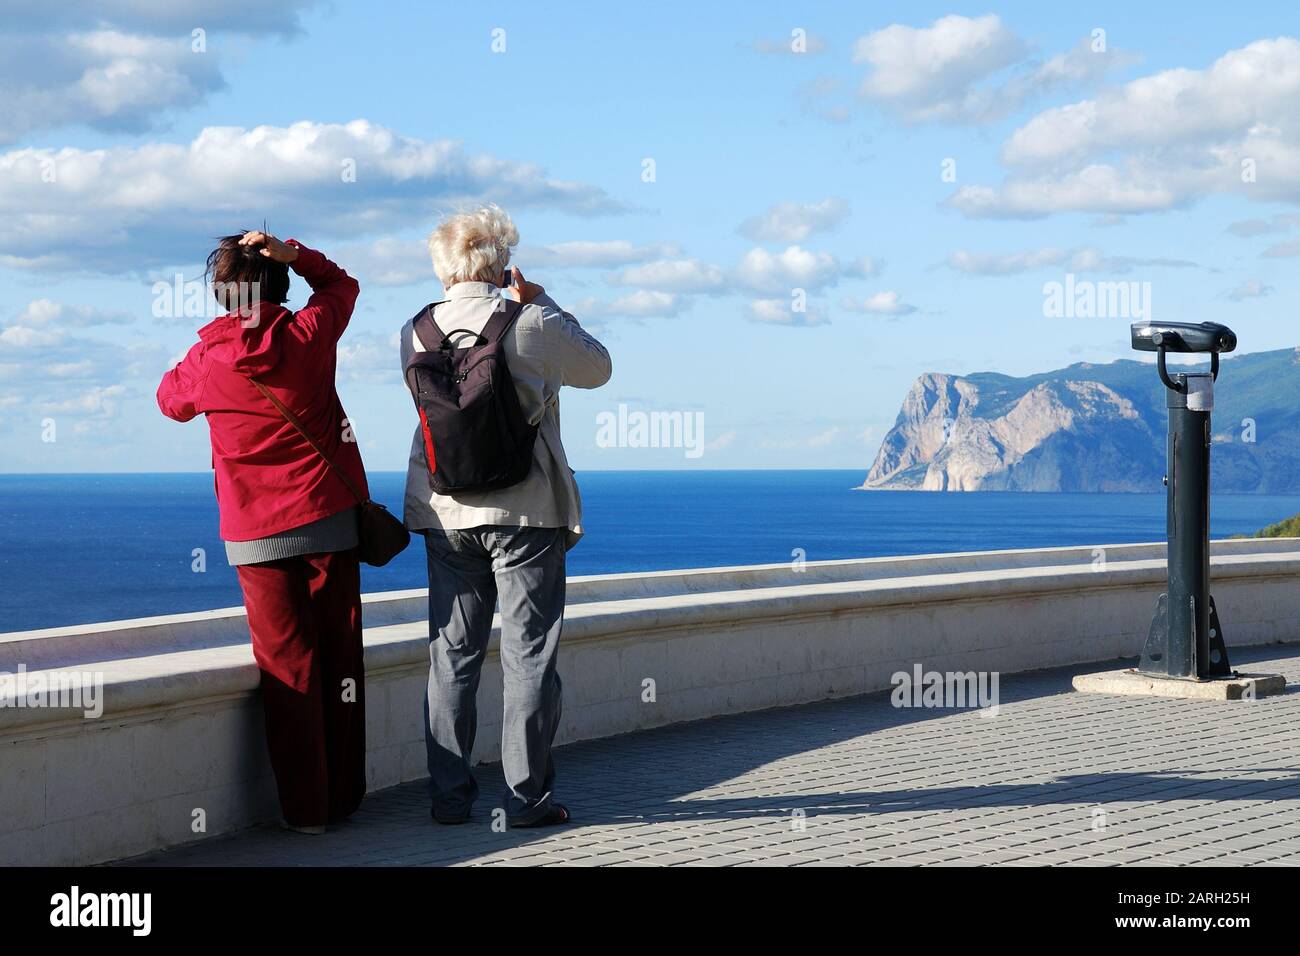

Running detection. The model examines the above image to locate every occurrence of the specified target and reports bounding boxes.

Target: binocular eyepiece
[1131,321,1236,354]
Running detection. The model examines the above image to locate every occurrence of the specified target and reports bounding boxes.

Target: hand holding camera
[502,265,545,305]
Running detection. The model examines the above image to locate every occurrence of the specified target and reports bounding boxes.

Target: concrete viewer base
[1072,669,1287,700]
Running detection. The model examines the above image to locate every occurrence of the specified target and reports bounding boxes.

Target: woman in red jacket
[157,231,367,834]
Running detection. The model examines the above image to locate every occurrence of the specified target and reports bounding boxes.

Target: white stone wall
[2,539,1299,865]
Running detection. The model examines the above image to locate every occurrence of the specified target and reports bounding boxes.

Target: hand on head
[240,230,298,264]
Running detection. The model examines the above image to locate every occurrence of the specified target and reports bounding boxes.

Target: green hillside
[1255,513,1300,538]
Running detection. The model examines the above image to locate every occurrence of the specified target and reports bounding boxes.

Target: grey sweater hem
[225,507,359,566]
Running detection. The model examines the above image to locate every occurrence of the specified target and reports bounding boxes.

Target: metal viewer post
[1130,320,1238,680]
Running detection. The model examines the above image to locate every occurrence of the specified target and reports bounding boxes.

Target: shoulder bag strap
[250,379,367,506]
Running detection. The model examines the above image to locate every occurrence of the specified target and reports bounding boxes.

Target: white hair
[427,204,519,285]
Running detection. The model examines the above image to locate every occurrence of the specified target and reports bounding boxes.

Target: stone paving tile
[123,647,1300,867]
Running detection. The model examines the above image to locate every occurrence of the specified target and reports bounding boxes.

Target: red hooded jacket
[157,241,369,542]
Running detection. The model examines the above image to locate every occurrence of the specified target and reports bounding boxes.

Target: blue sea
[3,470,1300,633]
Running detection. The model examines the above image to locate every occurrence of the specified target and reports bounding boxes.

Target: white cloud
[608,258,725,293]
[738,197,849,242]
[9,298,133,328]
[337,330,403,383]
[951,37,1300,217]
[747,298,829,327]
[0,119,621,273]
[37,384,128,417]
[522,240,682,268]
[947,247,1068,275]
[854,15,1026,122]
[853,17,1131,125]
[844,291,917,316]
[1226,213,1300,237]
[0,2,321,143]
[575,290,686,320]
[0,307,164,425]
[947,246,1198,275]
[734,245,843,293]
[947,166,1179,218]
[1226,279,1273,301]
[0,31,223,145]
[1066,248,1198,273]
[334,238,431,288]
[4,1,319,35]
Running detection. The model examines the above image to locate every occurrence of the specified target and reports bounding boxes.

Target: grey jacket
[399,281,611,546]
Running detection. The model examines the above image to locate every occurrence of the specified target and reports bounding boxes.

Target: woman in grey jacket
[399,204,611,827]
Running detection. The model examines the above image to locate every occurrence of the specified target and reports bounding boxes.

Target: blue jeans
[422,525,566,824]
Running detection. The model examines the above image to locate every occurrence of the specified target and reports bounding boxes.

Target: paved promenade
[128,647,1300,866]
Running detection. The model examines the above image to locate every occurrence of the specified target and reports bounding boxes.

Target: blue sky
[2,1,1298,473]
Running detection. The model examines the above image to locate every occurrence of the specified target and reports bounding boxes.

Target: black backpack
[403,298,537,494]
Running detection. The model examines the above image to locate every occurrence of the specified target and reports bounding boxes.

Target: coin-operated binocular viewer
[1130,320,1237,680]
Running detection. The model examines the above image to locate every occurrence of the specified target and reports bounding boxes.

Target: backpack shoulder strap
[411,302,448,352]
[480,297,526,345]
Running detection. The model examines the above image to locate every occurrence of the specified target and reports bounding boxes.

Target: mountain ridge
[861,346,1300,493]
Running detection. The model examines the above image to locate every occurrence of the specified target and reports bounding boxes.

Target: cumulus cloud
[733,245,845,293]
[738,198,849,242]
[851,16,1130,125]
[0,1,321,143]
[854,15,1027,122]
[949,37,1300,217]
[746,298,829,327]
[947,247,1068,275]
[0,31,224,144]
[607,245,873,302]
[337,329,403,384]
[608,258,726,294]
[0,119,621,273]
[8,299,133,328]
[843,291,917,316]
[334,238,431,288]
[0,303,164,424]
[4,0,319,36]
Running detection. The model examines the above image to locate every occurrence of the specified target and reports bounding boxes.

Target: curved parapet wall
[3,538,1300,865]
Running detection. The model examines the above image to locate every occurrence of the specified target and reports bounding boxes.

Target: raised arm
[533,292,612,389]
[285,240,360,344]
[156,341,210,422]
[504,267,611,389]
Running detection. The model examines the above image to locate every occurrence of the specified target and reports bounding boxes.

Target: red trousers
[236,548,367,827]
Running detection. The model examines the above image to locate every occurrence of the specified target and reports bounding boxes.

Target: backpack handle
[412,298,525,353]
[437,329,489,350]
